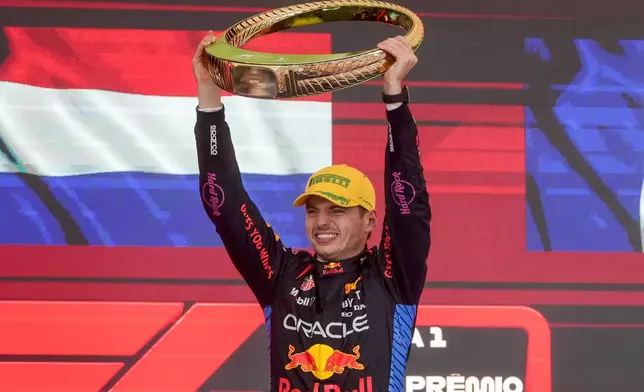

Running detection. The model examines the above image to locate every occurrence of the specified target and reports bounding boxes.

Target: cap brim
[292,191,359,208]
[292,192,311,208]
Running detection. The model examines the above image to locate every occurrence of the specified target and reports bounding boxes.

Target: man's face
[305,196,376,262]
[239,68,270,95]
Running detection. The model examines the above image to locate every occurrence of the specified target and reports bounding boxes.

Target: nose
[314,211,332,228]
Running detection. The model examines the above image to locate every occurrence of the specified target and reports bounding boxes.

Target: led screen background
[0,0,643,391]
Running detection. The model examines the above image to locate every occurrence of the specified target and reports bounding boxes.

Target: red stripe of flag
[0,27,332,101]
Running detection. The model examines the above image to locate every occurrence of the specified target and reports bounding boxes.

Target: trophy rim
[204,0,425,99]
[205,0,424,65]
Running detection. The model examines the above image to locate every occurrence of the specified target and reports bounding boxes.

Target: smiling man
[293,164,379,262]
[193,32,431,392]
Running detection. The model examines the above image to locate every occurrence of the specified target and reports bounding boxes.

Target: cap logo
[320,191,351,206]
[309,174,351,188]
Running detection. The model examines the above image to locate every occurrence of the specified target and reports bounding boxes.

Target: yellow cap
[292,164,376,211]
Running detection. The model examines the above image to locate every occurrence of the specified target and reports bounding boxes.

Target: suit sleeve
[194,105,289,307]
[378,103,431,304]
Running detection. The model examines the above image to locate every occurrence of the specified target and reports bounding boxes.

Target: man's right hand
[193,31,222,110]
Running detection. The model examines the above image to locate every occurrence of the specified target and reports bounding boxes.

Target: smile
[315,233,338,242]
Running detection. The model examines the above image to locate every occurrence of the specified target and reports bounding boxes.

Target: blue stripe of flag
[0,172,311,248]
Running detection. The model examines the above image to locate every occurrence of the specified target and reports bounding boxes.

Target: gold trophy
[205,0,424,99]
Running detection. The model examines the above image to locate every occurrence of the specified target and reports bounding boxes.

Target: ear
[365,210,378,233]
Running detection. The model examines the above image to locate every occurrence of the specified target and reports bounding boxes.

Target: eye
[332,208,346,214]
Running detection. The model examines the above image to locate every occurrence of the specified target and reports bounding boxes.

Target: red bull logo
[323,345,364,373]
[323,262,344,276]
[285,345,319,372]
[284,344,364,381]
[278,376,373,392]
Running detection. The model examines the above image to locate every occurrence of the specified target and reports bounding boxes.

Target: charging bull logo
[285,344,364,380]
[344,276,362,294]
[285,345,319,372]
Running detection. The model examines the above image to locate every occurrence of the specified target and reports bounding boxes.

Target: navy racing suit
[195,102,431,392]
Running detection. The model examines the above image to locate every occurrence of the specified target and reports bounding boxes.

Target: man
[193,32,431,392]
[234,66,276,98]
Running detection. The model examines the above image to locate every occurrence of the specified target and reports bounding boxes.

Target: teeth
[316,233,337,239]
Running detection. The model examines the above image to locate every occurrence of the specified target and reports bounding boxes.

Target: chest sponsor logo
[284,343,365,381]
[323,262,344,276]
[283,313,369,339]
[290,287,316,307]
[341,297,366,318]
[342,297,366,311]
[300,275,315,291]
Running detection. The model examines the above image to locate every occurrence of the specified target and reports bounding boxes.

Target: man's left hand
[377,35,418,95]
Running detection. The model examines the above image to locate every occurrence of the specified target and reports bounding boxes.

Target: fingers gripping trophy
[192,2,431,391]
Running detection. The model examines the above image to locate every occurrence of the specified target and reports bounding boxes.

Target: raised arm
[376,36,431,304]
[193,33,289,307]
